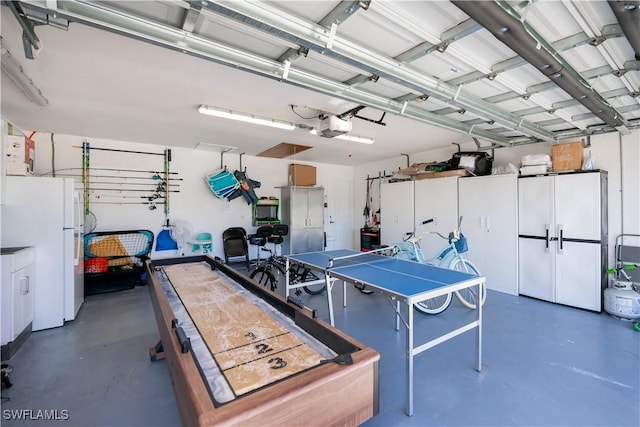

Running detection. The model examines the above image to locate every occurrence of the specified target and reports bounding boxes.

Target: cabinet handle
[557,224,564,255]
[20,276,29,295]
[545,225,550,252]
[485,216,490,232]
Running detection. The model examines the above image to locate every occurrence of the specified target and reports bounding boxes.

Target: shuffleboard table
[146,256,380,426]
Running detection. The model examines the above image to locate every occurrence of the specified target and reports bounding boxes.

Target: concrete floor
[1,270,638,427]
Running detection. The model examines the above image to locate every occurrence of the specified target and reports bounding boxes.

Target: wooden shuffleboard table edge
[145,256,380,426]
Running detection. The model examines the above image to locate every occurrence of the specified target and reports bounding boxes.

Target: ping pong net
[327,247,393,269]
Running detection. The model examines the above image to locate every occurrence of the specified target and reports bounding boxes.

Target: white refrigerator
[518,171,608,311]
[1,176,84,330]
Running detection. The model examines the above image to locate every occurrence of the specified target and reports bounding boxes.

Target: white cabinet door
[458,177,487,270]
[380,181,414,245]
[306,187,325,252]
[414,177,458,257]
[555,173,601,241]
[518,176,554,237]
[484,175,519,295]
[460,175,519,296]
[14,266,33,336]
[519,238,555,301]
[555,241,601,311]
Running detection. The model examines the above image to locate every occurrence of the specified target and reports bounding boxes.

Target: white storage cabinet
[458,174,519,295]
[1,246,35,346]
[414,177,459,257]
[518,171,607,311]
[380,180,414,245]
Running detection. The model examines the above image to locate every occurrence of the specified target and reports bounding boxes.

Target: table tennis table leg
[343,280,347,307]
[285,258,291,298]
[396,299,400,331]
[406,302,414,416]
[476,279,483,372]
[325,272,335,327]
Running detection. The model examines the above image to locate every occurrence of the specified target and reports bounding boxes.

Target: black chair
[248,226,273,264]
[267,224,289,255]
[222,227,250,268]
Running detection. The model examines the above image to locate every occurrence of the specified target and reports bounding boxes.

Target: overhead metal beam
[608,0,640,60]
[6,0,41,58]
[446,24,629,91]
[180,3,202,33]
[395,19,480,63]
[318,0,367,27]
[198,0,557,142]
[16,0,512,146]
[276,1,363,65]
[452,0,627,129]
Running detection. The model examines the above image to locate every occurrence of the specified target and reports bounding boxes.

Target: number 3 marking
[268,357,287,369]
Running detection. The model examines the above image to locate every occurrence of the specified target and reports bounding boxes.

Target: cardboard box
[288,164,316,186]
[5,135,35,176]
[552,141,583,172]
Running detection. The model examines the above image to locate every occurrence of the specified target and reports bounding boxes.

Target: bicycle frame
[396,233,463,269]
[255,248,298,282]
[393,218,485,313]
[252,247,325,295]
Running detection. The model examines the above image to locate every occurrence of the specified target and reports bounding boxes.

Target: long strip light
[198,105,296,130]
[0,44,48,106]
[309,129,374,144]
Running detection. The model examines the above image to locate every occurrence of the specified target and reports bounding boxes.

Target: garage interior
[0,1,639,426]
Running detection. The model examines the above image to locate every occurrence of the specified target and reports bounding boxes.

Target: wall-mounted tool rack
[81,141,179,215]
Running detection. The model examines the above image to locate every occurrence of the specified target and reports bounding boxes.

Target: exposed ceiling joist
[13,0,514,145]
[198,0,557,142]
[452,0,628,130]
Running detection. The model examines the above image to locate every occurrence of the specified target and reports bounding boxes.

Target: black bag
[449,151,493,176]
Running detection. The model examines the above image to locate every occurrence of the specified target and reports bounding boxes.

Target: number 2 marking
[245,331,257,340]
[255,343,273,354]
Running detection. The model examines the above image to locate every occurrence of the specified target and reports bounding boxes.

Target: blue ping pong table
[285,249,484,417]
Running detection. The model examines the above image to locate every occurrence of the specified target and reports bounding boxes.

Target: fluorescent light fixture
[0,45,48,106]
[198,105,296,130]
[310,129,374,144]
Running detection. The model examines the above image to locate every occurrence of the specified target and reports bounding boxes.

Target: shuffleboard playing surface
[162,263,325,396]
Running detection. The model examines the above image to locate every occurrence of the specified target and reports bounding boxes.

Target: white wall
[353,129,640,268]
[3,126,638,266]
[16,132,353,260]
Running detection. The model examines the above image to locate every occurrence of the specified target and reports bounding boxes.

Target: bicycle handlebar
[404,217,463,242]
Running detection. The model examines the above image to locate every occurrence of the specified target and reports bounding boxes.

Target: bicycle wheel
[302,269,326,295]
[449,258,486,309]
[250,267,277,291]
[414,292,452,315]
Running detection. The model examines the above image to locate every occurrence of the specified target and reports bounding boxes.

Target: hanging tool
[363,176,372,228]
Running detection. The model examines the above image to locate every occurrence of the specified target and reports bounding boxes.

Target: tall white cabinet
[280,186,324,255]
[380,180,414,245]
[518,171,607,311]
[414,177,459,257]
[458,174,519,295]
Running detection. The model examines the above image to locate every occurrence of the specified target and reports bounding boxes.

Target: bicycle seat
[268,224,289,245]
[248,226,273,246]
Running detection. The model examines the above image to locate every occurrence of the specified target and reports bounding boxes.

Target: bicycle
[249,246,326,295]
[393,217,486,314]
